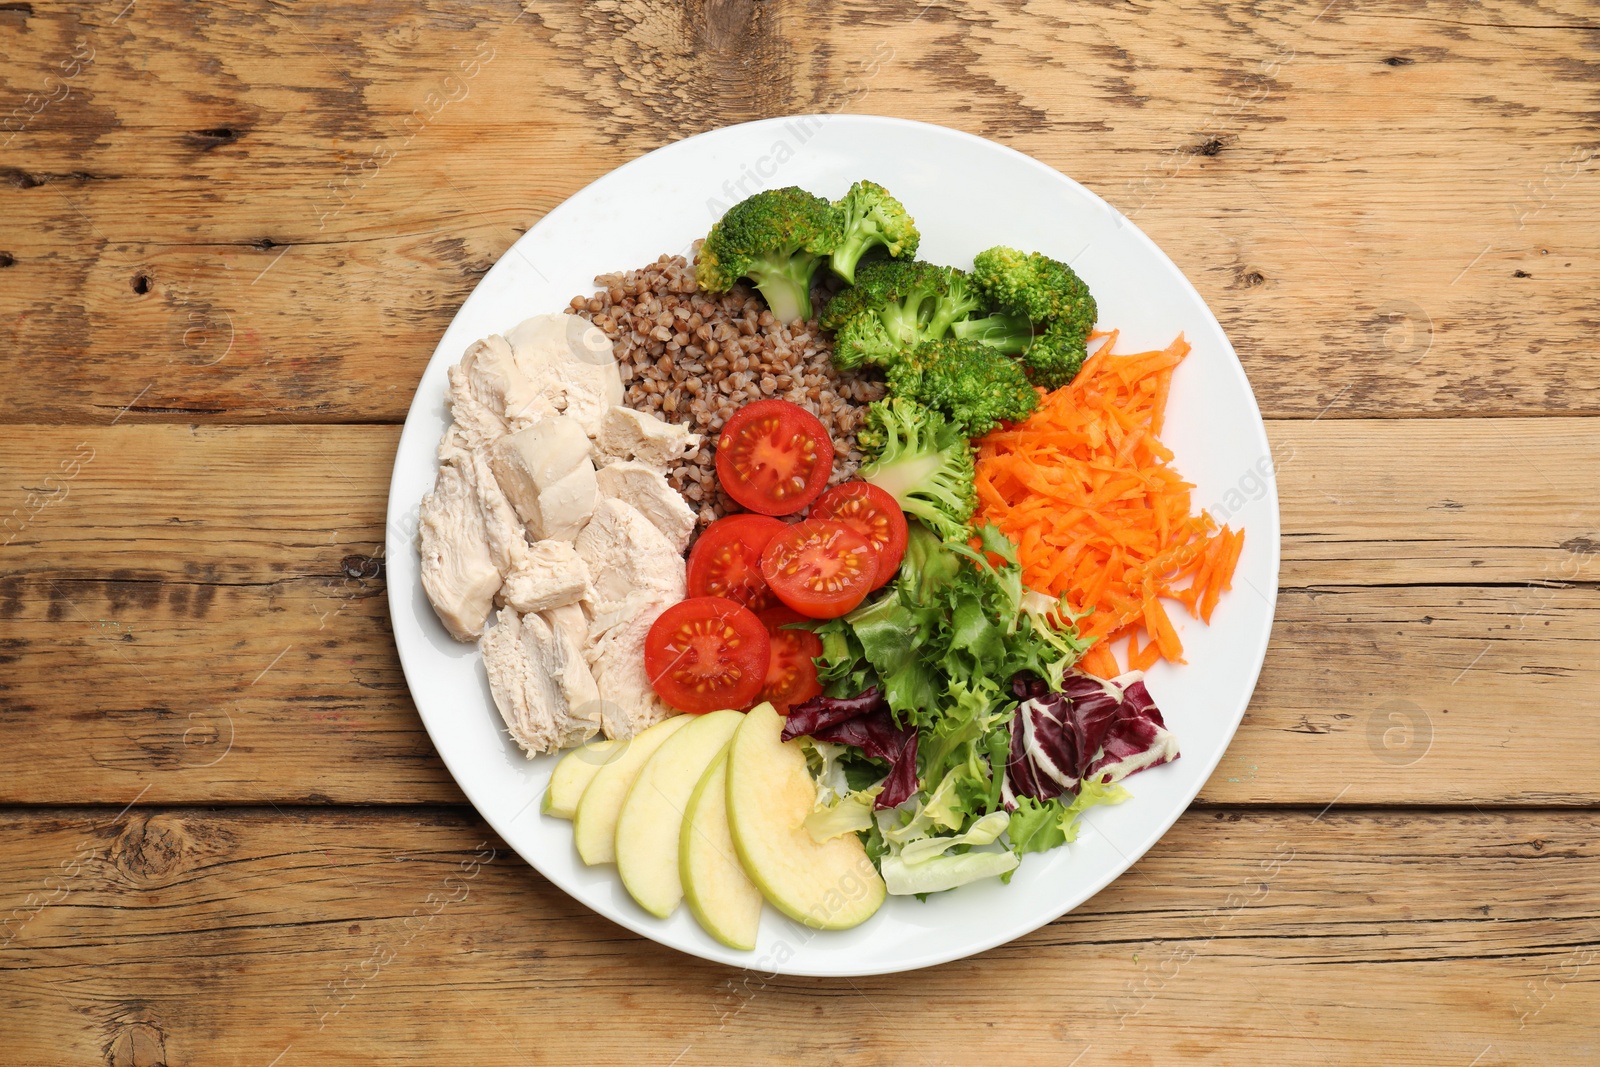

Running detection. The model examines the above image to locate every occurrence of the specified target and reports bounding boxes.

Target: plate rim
[385,113,1281,976]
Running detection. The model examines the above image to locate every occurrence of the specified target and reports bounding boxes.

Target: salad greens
[794,521,1145,893]
[815,522,1091,726]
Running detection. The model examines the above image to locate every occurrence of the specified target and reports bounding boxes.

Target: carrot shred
[1142,596,1185,663]
[974,330,1243,675]
[1126,629,1160,672]
[1080,642,1120,679]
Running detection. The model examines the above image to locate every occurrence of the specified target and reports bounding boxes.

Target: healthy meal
[418,180,1244,949]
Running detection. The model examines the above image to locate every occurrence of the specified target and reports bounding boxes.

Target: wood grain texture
[2,806,1595,1065]
[3,0,1596,1055]
[1,0,1596,423]
[1,420,1594,805]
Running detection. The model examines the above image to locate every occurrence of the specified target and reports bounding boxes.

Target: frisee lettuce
[1006,778,1132,856]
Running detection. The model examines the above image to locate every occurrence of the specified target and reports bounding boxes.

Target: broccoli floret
[924,266,986,339]
[949,311,1032,355]
[820,260,982,370]
[886,339,1039,438]
[1009,324,1092,388]
[857,397,979,543]
[828,180,920,284]
[969,246,1098,389]
[696,187,839,323]
[820,259,944,332]
[828,313,900,371]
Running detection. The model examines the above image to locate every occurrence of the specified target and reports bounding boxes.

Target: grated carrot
[1128,629,1163,672]
[1079,642,1120,680]
[976,332,1245,674]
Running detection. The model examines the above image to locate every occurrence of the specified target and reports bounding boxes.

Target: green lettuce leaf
[881,850,1020,895]
[1007,779,1133,856]
[804,786,883,843]
[899,811,1010,865]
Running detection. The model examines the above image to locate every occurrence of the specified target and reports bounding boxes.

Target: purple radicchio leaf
[1002,671,1180,809]
[782,688,921,809]
[1081,677,1181,783]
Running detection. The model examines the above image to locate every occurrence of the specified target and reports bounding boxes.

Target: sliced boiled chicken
[501,539,593,614]
[418,458,503,640]
[445,363,506,450]
[574,497,687,614]
[420,313,703,746]
[480,607,599,755]
[487,416,597,541]
[594,460,697,554]
[584,594,675,739]
[455,436,531,577]
[420,433,529,635]
[505,315,623,437]
[451,334,554,444]
[541,602,603,734]
[594,405,700,471]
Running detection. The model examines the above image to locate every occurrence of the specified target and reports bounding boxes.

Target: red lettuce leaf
[1002,671,1179,808]
[782,688,921,808]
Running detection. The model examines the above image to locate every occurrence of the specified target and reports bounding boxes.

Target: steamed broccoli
[886,338,1039,438]
[828,180,920,284]
[820,260,983,370]
[924,266,986,339]
[696,187,839,323]
[857,397,979,543]
[968,246,1098,389]
[948,310,1032,355]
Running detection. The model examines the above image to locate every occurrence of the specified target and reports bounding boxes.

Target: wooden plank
[0,806,1594,1064]
[2,0,1597,422]
[1,420,1594,806]
[0,424,459,804]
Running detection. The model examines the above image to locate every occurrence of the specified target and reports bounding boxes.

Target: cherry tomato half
[758,519,879,619]
[808,481,909,590]
[715,399,835,516]
[644,597,771,714]
[686,514,787,612]
[756,605,824,714]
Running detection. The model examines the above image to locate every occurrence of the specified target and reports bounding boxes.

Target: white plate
[386,115,1280,976]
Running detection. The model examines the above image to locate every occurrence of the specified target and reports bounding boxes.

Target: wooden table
[4,0,1596,1062]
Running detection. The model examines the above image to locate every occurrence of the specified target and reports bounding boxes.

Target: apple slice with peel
[726,702,886,930]
[616,709,744,918]
[543,738,627,820]
[681,749,764,950]
[573,715,692,865]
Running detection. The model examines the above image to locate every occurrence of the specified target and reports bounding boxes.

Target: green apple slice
[543,738,627,820]
[616,709,744,918]
[572,715,692,865]
[681,750,764,950]
[726,702,887,930]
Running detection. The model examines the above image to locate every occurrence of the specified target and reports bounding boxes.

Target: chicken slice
[584,595,674,739]
[459,442,530,577]
[594,461,697,554]
[501,539,593,613]
[418,458,503,641]
[574,497,687,614]
[480,607,598,756]
[455,334,555,439]
[594,405,701,471]
[489,417,592,501]
[425,431,534,613]
[523,462,597,542]
[488,418,598,542]
[541,602,603,738]
[445,364,506,450]
[505,314,623,437]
